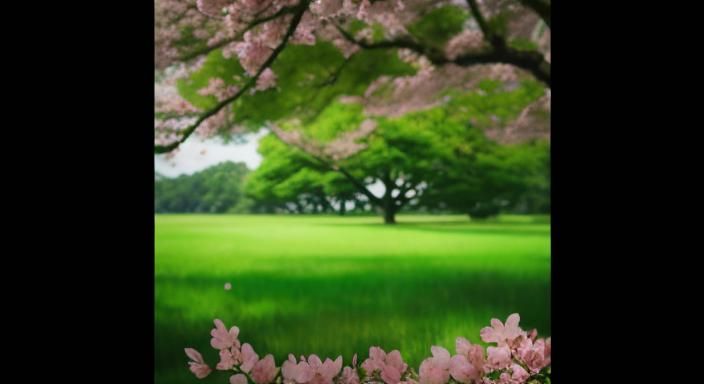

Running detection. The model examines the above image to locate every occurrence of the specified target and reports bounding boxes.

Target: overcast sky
[154,131,266,177]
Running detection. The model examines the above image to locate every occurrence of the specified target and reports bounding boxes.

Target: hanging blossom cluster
[185,313,551,384]
[156,0,227,69]
[155,64,202,149]
[187,0,413,86]
[155,62,248,145]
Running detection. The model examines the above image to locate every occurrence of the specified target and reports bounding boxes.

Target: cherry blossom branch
[178,37,238,63]
[333,17,550,87]
[178,5,304,63]
[333,23,444,62]
[454,48,549,86]
[155,3,309,154]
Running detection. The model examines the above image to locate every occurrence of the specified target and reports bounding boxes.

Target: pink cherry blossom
[196,0,229,17]
[361,346,385,372]
[455,337,485,375]
[240,343,260,373]
[361,347,408,384]
[230,373,248,384]
[527,329,537,342]
[211,319,241,350]
[282,354,301,384]
[185,348,212,379]
[336,352,361,384]
[486,346,511,370]
[296,354,343,384]
[291,12,317,45]
[185,314,550,383]
[256,68,278,91]
[217,346,242,370]
[356,0,371,21]
[235,32,273,75]
[480,314,525,347]
[310,0,343,18]
[252,354,279,384]
[260,19,289,49]
[510,364,529,383]
[445,30,486,60]
[198,78,239,102]
[419,346,451,384]
[517,338,549,373]
[449,355,480,384]
[339,366,360,384]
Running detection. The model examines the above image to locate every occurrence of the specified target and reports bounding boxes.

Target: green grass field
[155,214,550,384]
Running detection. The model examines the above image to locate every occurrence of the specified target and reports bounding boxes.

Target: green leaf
[347,19,368,36]
[229,43,415,130]
[408,5,469,47]
[177,49,246,110]
[508,37,540,51]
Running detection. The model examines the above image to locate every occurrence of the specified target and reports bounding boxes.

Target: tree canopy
[154,0,551,223]
[155,0,550,153]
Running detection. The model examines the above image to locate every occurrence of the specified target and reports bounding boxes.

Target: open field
[155,214,550,384]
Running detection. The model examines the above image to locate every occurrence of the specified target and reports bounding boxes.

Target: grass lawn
[155,214,550,384]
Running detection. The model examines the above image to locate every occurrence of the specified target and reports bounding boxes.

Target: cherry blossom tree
[155,0,550,155]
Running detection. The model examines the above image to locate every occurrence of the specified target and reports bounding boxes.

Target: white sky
[154,131,266,177]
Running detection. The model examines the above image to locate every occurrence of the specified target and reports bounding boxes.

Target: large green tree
[245,135,363,214]
[250,76,548,223]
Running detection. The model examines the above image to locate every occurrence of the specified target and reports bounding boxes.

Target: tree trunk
[339,200,346,216]
[381,172,396,224]
[383,207,396,224]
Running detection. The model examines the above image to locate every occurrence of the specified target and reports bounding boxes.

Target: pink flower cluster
[185,314,550,384]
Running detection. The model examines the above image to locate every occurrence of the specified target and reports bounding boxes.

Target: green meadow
[155,214,550,384]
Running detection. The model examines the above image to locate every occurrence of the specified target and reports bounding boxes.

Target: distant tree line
[155,134,549,220]
[155,162,250,213]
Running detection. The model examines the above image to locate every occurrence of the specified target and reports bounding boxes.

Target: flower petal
[230,373,248,384]
[185,348,204,364]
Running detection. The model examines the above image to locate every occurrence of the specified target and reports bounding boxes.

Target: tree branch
[269,127,382,205]
[178,37,237,63]
[466,0,504,48]
[453,47,550,86]
[337,167,382,205]
[155,4,309,154]
[334,22,550,87]
[178,5,303,64]
[518,0,550,28]
[333,23,446,63]
[314,54,355,88]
